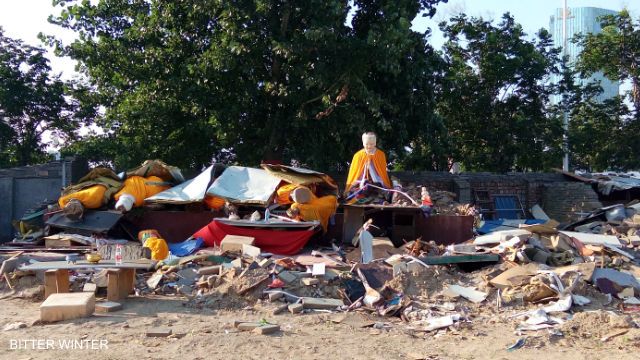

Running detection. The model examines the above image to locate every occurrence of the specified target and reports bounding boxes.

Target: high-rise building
[549,7,620,103]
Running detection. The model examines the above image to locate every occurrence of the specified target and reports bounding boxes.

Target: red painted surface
[193,219,315,255]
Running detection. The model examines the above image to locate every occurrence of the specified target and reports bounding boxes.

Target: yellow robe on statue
[290,194,338,233]
[344,149,391,195]
[58,185,108,209]
[114,176,170,207]
[276,183,300,205]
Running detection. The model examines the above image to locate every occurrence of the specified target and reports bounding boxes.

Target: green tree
[559,57,639,171]
[45,0,446,171]
[438,14,562,172]
[0,28,76,167]
[576,9,640,116]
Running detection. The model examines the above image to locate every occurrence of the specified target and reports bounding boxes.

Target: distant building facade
[550,7,620,103]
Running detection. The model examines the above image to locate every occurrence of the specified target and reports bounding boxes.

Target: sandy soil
[1,294,639,360]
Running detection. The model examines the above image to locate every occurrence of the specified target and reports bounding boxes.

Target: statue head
[362,132,377,155]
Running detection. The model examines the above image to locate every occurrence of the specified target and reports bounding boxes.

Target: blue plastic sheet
[168,237,204,257]
[477,219,546,235]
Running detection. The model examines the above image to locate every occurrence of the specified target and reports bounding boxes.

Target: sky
[1,0,639,79]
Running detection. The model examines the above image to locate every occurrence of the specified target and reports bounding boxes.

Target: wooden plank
[55,269,70,293]
[20,259,156,271]
[107,269,122,301]
[419,254,501,265]
[44,238,72,248]
[342,206,365,244]
[119,268,135,299]
[44,270,57,299]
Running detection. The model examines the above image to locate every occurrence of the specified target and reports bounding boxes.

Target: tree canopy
[0,4,635,173]
[438,14,562,172]
[576,9,640,116]
[0,27,75,167]
[46,0,447,171]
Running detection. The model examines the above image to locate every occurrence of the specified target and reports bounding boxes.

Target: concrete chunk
[278,271,297,284]
[83,283,97,293]
[268,292,283,302]
[197,265,222,276]
[236,322,261,331]
[301,278,319,286]
[258,258,273,268]
[252,324,280,335]
[302,297,344,310]
[40,292,95,322]
[288,303,303,314]
[221,235,255,252]
[242,244,262,258]
[95,301,122,313]
[146,327,173,337]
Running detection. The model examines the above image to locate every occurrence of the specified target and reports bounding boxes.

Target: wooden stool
[44,269,70,298]
[43,268,135,301]
[107,268,136,301]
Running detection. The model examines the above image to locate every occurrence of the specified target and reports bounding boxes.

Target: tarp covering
[192,219,315,255]
[262,164,339,196]
[168,237,204,256]
[146,165,214,204]
[127,159,185,184]
[206,166,281,205]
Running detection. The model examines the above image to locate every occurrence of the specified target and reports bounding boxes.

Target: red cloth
[193,219,315,255]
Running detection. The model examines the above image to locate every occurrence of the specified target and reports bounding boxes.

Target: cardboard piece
[519,220,559,234]
[489,263,542,289]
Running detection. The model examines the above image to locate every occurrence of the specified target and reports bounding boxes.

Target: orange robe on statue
[345,149,392,195]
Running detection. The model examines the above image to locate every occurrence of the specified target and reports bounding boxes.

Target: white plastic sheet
[146,165,214,204]
[206,166,281,205]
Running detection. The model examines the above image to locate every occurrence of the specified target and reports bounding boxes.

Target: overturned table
[20,259,156,301]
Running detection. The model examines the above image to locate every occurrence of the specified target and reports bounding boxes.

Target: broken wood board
[519,220,559,234]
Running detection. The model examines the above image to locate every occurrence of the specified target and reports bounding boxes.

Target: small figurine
[65,254,80,264]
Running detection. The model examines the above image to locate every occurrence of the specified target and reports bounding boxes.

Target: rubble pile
[2,160,640,351]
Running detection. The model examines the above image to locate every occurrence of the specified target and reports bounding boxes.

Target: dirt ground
[1,294,639,360]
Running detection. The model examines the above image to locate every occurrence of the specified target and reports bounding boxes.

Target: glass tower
[549,7,620,103]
